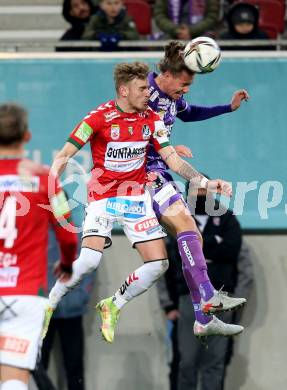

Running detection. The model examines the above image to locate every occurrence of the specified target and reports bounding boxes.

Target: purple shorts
[147,170,187,219]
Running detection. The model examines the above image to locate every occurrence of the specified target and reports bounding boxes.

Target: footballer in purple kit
[146,41,249,334]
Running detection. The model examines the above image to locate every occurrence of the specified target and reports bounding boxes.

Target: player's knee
[74,247,102,274]
[155,258,169,276]
[146,259,169,278]
[1,380,28,390]
[161,259,169,273]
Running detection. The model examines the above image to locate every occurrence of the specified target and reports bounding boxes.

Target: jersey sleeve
[176,96,189,114]
[67,110,102,149]
[48,176,78,267]
[150,119,170,152]
[176,95,232,122]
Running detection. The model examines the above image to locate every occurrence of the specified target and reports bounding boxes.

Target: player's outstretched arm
[158,145,232,197]
[176,89,250,123]
[51,142,79,178]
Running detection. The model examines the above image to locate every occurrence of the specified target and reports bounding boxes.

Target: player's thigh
[160,199,198,233]
[135,237,167,261]
[82,200,113,250]
[161,201,203,245]
[82,235,105,251]
[0,365,30,384]
[123,191,167,259]
[151,178,202,240]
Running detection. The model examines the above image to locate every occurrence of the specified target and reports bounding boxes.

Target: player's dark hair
[114,62,150,92]
[0,103,28,146]
[158,41,194,76]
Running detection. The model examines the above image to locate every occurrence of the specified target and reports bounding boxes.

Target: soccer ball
[183,37,221,74]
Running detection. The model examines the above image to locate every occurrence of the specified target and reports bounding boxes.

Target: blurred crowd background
[0,0,286,51]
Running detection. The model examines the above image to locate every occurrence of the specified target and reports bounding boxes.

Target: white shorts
[82,190,166,248]
[0,295,47,370]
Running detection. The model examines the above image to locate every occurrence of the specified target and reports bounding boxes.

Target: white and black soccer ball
[183,37,221,74]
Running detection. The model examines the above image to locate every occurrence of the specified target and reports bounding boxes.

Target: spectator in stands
[220,2,269,49]
[39,230,96,390]
[82,0,139,50]
[61,0,97,40]
[154,0,220,40]
[157,180,254,390]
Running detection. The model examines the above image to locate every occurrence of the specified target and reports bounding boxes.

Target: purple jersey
[147,72,232,172]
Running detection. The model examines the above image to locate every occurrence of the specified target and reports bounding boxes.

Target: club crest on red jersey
[142,124,151,140]
[111,124,120,140]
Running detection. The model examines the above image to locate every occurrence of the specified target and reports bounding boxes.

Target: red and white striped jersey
[68,100,170,201]
[0,158,77,296]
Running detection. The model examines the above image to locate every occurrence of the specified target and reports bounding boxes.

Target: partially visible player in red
[0,103,78,390]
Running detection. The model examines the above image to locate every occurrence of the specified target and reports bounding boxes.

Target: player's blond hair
[158,41,194,76]
[114,62,150,92]
[0,103,28,146]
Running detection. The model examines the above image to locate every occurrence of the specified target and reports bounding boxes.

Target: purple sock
[182,263,212,325]
[193,303,213,324]
[177,231,215,301]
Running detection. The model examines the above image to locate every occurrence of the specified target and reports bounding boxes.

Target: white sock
[49,247,102,308]
[1,380,28,390]
[113,259,169,309]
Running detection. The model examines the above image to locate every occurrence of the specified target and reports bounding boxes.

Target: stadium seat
[124,0,152,35]
[234,0,285,38]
